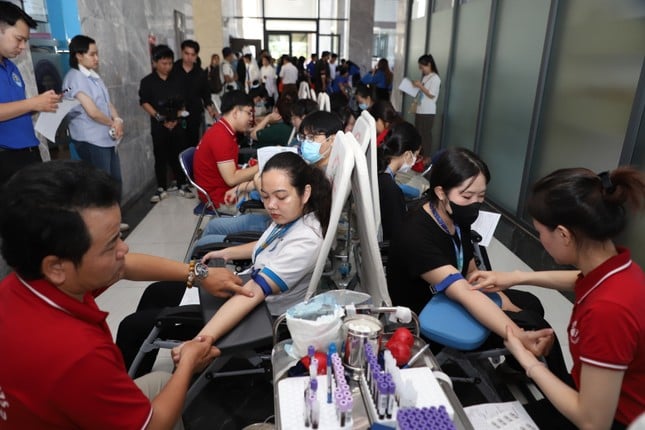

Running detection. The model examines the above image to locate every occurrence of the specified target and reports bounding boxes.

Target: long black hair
[262,152,332,235]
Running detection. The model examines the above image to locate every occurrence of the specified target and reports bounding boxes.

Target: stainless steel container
[342,314,383,372]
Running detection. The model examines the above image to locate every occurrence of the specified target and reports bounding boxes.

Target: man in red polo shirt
[194,90,258,209]
[0,161,251,429]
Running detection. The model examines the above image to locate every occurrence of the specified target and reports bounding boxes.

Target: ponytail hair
[377,122,421,172]
[418,54,438,75]
[262,152,332,235]
[528,167,645,241]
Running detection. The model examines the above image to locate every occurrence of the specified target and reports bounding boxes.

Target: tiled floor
[98,192,574,428]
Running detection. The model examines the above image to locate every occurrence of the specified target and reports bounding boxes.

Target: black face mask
[448,201,481,226]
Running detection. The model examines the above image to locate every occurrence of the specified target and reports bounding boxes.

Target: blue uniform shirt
[0,58,39,149]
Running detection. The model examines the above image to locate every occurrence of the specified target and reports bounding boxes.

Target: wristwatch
[193,262,209,281]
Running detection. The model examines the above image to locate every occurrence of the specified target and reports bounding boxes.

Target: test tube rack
[358,367,455,428]
[278,375,351,430]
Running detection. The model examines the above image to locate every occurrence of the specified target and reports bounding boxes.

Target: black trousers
[116,281,198,378]
[151,126,186,189]
[0,147,42,186]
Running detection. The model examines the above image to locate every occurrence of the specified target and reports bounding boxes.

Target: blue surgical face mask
[358,102,368,111]
[300,139,323,164]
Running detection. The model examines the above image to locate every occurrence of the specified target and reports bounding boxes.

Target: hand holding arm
[122,253,249,299]
[505,326,623,430]
[146,336,219,430]
[467,270,519,292]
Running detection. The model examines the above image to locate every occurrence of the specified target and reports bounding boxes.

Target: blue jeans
[195,213,271,247]
[74,140,122,185]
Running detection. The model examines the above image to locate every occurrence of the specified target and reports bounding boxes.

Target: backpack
[207,65,223,94]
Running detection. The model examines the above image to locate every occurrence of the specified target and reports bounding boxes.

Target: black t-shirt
[313,59,330,92]
[386,204,474,315]
[171,60,212,118]
[378,172,406,241]
[138,72,185,132]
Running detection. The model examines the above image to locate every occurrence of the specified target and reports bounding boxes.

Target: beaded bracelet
[186,260,196,289]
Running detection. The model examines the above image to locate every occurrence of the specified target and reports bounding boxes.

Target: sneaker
[150,188,168,203]
[167,180,178,192]
[120,223,130,232]
[179,184,195,199]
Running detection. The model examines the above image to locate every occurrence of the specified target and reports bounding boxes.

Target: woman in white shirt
[260,55,277,102]
[177,151,332,352]
[413,54,441,158]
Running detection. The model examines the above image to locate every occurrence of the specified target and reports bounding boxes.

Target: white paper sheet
[398,77,420,98]
[464,401,539,430]
[179,286,200,306]
[471,210,501,247]
[257,146,298,171]
[34,98,79,142]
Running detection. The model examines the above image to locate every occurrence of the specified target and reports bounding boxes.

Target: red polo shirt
[193,118,239,207]
[569,247,645,425]
[0,273,152,429]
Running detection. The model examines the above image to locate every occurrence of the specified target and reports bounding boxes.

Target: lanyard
[429,203,463,273]
[253,219,298,260]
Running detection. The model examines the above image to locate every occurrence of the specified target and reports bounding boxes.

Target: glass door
[267,31,316,58]
[267,33,291,58]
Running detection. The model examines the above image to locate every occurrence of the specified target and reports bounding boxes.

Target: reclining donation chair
[351,110,381,241]
[130,132,359,409]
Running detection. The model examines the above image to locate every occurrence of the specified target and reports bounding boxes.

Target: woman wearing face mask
[377,122,421,241]
[387,148,570,381]
[297,110,344,168]
[354,83,375,112]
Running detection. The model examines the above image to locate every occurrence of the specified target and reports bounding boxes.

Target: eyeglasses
[239,108,253,116]
[297,132,327,142]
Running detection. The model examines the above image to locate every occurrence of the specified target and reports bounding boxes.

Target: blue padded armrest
[398,183,422,199]
[419,292,502,351]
